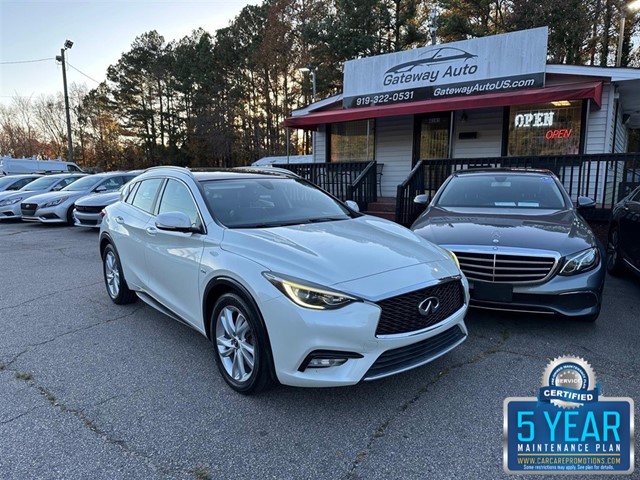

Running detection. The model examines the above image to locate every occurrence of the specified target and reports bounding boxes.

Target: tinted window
[12,177,36,189]
[631,188,640,203]
[59,176,82,188]
[130,178,163,214]
[201,178,351,228]
[20,176,59,190]
[158,179,201,227]
[62,175,103,191]
[437,175,567,209]
[98,176,127,191]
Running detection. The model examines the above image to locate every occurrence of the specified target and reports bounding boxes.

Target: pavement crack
[0,281,104,313]
[25,306,145,349]
[12,378,194,477]
[0,406,45,425]
[344,329,512,479]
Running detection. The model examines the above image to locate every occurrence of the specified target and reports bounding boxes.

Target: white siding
[452,108,503,159]
[586,82,614,154]
[374,116,414,197]
[313,125,327,163]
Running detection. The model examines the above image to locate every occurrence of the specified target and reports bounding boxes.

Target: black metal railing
[395,153,640,225]
[348,161,378,210]
[395,160,425,226]
[273,161,377,209]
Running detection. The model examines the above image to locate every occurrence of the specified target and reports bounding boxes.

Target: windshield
[201,177,353,228]
[436,174,568,210]
[0,177,19,189]
[19,176,59,190]
[61,175,103,192]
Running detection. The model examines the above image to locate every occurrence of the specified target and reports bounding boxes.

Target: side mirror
[156,212,195,233]
[576,196,596,210]
[94,185,107,193]
[345,200,360,212]
[414,194,430,205]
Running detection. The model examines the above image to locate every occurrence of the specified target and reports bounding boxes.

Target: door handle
[145,226,158,236]
[115,216,124,224]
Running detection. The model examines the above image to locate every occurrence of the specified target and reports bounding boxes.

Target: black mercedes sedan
[607,185,640,279]
[411,169,606,322]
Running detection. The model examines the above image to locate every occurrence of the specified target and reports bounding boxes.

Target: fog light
[307,358,348,368]
[298,350,364,371]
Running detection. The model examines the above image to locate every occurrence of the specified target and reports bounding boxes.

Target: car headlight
[263,272,358,310]
[0,197,22,206]
[42,196,69,208]
[444,248,460,270]
[559,248,599,276]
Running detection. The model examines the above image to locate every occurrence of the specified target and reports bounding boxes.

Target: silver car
[0,174,85,221]
[0,174,41,193]
[74,174,141,228]
[21,172,138,225]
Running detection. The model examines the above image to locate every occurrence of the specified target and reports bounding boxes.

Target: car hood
[25,190,90,205]
[412,207,597,256]
[0,190,42,202]
[76,191,120,207]
[221,216,457,287]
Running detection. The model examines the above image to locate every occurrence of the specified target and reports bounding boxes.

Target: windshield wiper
[307,216,349,223]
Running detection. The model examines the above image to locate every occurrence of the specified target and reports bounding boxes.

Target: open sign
[545,129,572,140]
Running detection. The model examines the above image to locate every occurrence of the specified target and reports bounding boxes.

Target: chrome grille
[375,279,465,336]
[453,251,556,283]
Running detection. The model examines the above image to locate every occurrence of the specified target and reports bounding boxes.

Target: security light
[64,39,73,50]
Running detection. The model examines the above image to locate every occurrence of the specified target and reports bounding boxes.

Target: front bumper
[73,209,102,228]
[260,276,469,388]
[0,203,22,220]
[468,265,605,318]
[21,204,70,223]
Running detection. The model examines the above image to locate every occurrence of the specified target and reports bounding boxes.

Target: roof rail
[143,165,195,177]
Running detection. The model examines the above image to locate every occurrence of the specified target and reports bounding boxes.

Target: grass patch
[15,371,33,381]
[193,467,211,480]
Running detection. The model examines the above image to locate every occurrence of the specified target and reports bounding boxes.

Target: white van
[0,157,83,176]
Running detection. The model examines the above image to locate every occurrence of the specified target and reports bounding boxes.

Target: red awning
[285,81,603,129]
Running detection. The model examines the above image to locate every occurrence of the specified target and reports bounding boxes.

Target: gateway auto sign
[342,27,548,109]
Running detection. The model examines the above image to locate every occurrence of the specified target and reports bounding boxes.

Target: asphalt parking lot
[1,222,639,480]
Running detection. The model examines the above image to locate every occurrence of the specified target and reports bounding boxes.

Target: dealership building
[284,27,640,223]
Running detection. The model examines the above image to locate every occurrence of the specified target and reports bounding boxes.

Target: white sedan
[99,167,469,394]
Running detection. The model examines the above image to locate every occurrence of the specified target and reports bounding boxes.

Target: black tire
[606,225,625,276]
[102,244,137,305]
[66,206,75,226]
[210,292,273,395]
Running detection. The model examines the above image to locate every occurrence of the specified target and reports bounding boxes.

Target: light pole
[300,65,317,157]
[617,0,640,67]
[56,39,74,162]
[429,10,438,45]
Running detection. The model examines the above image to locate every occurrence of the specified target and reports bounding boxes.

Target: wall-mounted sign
[343,27,548,109]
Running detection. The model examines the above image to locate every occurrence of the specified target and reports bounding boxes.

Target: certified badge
[503,355,634,475]
[539,356,599,408]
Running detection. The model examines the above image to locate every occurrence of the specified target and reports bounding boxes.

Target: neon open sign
[545,129,572,140]
[514,112,555,128]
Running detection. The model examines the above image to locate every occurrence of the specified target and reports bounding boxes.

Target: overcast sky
[0,0,259,104]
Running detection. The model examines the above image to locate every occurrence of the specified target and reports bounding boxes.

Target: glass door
[416,112,451,196]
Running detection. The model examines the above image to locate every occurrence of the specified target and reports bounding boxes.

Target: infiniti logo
[418,296,440,316]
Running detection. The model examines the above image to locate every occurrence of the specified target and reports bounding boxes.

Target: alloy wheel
[104,250,120,298]
[215,306,256,383]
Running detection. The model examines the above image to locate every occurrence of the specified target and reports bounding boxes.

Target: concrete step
[366,197,396,213]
